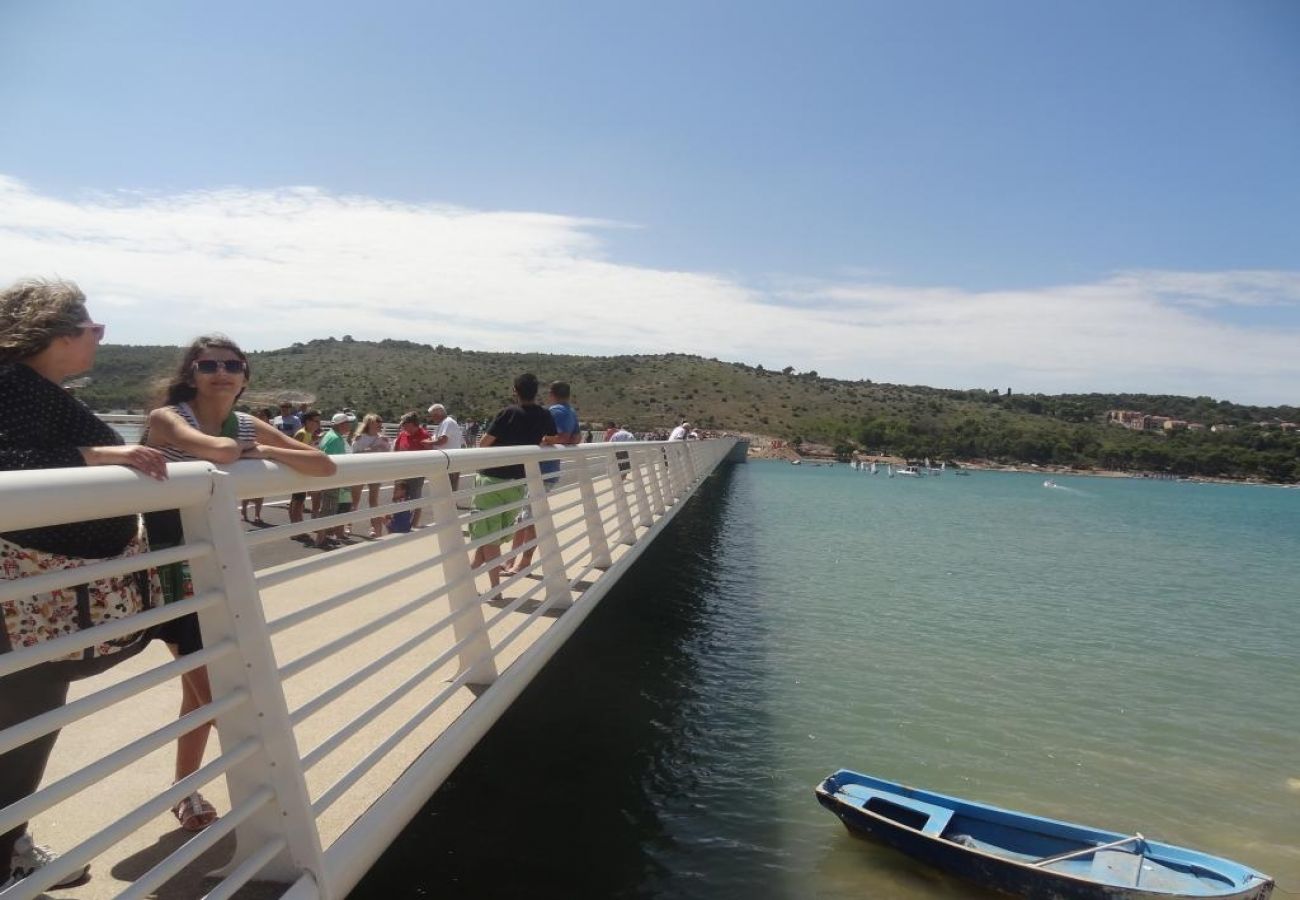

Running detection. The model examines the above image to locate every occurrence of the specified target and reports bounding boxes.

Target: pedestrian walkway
[2,439,733,899]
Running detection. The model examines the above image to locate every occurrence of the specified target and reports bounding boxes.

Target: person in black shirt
[0,278,168,891]
[469,373,557,590]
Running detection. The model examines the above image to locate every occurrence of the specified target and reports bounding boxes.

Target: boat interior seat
[1090,848,1143,887]
[836,784,955,837]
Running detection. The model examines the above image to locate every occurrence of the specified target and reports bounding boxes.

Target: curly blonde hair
[0,278,89,363]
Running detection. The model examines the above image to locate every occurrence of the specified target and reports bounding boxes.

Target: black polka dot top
[0,362,138,559]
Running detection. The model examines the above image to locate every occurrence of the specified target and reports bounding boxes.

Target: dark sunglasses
[192,359,247,375]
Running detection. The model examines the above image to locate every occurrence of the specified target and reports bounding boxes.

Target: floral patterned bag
[0,525,159,662]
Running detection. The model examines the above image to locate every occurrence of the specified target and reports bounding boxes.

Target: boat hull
[815,771,1273,900]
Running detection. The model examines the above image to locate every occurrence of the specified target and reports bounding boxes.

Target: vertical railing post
[683,441,700,487]
[427,467,499,685]
[628,445,654,526]
[644,447,665,517]
[602,447,636,546]
[665,443,684,501]
[572,449,612,568]
[181,469,327,891]
[523,458,573,609]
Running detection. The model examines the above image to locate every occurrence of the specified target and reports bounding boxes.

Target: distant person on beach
[394,411,433,528]
[351,413,391,538]
[471,373,557,590]
[1,278,168,890]
[669,421,689,441]
[427,403,465,492]
[503,381,580,577]
[143,334,333,834]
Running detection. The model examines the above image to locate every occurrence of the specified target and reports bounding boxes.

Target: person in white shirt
[427,403,465,491]
[610,424,634,478]
[668,421,689,441]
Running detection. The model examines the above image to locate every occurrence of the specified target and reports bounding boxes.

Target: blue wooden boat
[815,769,1273,899]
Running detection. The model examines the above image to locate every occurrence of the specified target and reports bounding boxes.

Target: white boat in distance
[896,465,924,477]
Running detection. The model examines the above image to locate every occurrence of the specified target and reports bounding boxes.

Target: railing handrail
[0,437,735,900]
[0,441,681,520]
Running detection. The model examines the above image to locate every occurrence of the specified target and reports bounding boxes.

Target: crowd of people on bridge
[0,276,719,891]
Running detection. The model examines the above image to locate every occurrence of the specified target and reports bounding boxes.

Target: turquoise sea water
[355,461,1299,899]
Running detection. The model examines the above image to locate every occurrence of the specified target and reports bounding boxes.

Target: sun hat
[330,412,356,425]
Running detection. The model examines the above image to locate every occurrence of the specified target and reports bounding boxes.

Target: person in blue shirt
[502,381,580,576]
[272,401,301,436]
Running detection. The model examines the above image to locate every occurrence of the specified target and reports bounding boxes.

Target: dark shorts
[291,491,307,503]
[319,491,339,517]
[401,477,424,499]
[155,559,203,655]
[157,612,203,656]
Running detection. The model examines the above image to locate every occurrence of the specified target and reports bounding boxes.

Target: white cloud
[1,175,1297,405]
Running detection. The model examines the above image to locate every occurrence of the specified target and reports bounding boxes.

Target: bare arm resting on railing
[241,417,337,476]
[146,406,242,463]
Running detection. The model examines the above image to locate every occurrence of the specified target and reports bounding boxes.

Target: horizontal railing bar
[243,493,435,549]
[480,576,547,631]
[0,462,218,531]
[311,665,478,817]
[300,624,476,772]
[0,637,236,756]
[489,583,566,654]
[264,549,456,634]
[278,586,463,681]
[567,561,602,591]
[9,738,261,898]
[0,688,249,836]
[547,495,586,517]
[0,587,224,679]
[290,601,474,728]
[556,530,589,555]
[0,539,210,604]
[200,835,290,900]
[115,786,277,900]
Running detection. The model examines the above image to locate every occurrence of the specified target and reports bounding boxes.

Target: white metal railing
[0,438,734,899]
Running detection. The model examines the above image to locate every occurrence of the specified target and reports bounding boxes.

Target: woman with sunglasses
[143,335,333,832]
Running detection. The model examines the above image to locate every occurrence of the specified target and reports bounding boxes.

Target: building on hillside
[1106,409,1147,430]
[1144,415,1172,431]
[1187,422,1207,432]
[1211,423,1235,433]
[1162,419,1189,432]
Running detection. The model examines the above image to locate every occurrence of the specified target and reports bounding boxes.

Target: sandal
[173,792,217,833]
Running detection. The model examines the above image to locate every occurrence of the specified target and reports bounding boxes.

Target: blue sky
[1,0,1298,403]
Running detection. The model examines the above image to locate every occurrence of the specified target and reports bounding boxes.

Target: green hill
[75,339,1299,482]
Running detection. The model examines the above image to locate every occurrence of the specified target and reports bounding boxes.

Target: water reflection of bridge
[0,439,736,899]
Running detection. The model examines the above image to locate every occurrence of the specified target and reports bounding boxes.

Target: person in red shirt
[394,411,433,528]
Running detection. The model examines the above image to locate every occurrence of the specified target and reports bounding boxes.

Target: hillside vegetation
[77,339,1300,482]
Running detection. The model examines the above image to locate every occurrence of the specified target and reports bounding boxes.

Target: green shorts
[469,475,526,543]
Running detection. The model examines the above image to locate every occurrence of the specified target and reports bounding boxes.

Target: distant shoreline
[742,438,1296,488]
